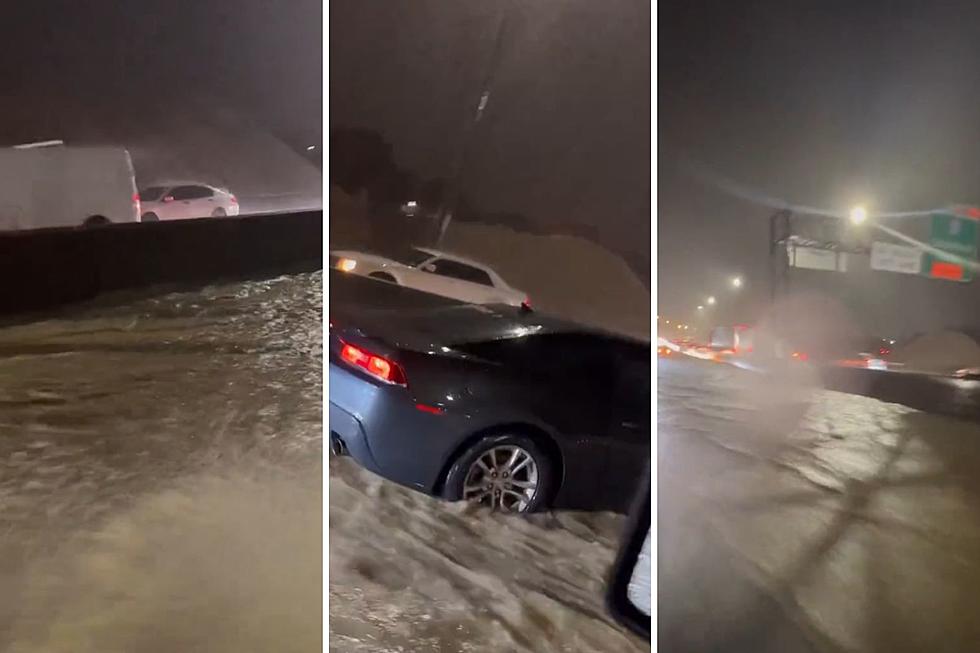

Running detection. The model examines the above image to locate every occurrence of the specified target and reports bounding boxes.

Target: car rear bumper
[328,361,468,494]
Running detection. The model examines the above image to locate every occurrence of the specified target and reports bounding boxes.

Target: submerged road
[0,273,322,653]
[659,357,980,652]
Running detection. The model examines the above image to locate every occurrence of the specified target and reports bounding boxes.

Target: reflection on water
[0,273,322,652]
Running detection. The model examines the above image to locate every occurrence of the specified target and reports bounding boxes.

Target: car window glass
[170,186,198,201]
[373,246,436,267]
[138,186,166,201]
[427,259,494,286]
[191,186,214,199]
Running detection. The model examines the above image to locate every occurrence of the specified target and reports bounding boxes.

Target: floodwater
[1,269,648,652]
[0,273,322,653]
[329,456,648,653]
[659,356,980,652]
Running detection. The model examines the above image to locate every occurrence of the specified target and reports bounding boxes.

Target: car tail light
[132,192,141,217]
[520,296,532,312]
[229,194,238,204]
[340,342,407,385]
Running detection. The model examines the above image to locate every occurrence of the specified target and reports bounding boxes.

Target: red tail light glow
[229,194,238,204]
[340,342,407,385]
[132,192,141,216]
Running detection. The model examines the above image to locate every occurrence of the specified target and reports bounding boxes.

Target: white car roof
[413,247,492,270]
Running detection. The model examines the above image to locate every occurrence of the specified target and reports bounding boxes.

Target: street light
[849,205,868,226]
[697,305,704,311]
[706,296,716,305]
[731,276,742,288]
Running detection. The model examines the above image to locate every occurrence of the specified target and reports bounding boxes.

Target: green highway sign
[922,211,978,282]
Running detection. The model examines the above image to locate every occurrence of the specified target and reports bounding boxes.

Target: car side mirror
[606,467,651,641]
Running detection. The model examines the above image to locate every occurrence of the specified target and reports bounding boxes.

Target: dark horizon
[1,1,321,157]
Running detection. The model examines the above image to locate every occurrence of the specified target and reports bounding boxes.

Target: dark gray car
[329,270,650,513]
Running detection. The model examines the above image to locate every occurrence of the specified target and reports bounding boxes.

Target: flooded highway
[0,273,322,652]
[660,356,980,652]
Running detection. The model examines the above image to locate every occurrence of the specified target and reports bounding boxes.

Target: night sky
[660,0,980,330]
[330,0,651,266]
[1,1,321,153]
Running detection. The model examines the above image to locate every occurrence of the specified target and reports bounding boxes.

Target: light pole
[437,0,517,245]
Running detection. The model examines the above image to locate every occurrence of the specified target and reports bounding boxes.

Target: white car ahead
[139,182,240,221]
[330,246,529,308]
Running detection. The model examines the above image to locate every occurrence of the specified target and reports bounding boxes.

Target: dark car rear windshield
[138,186,167,201]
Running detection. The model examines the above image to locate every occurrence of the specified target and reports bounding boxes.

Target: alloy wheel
[462,445,539,513]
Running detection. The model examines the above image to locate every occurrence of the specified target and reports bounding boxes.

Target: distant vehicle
[330,245,529,307]
[709,325,754,354]
[138,182,239,221]
[329,270,650,514]
[0,142,140,230]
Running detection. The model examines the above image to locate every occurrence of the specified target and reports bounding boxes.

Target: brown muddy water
[0,270,645,653]
[0,273,322,653]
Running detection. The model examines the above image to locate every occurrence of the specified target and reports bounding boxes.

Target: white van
[0,142,141,231]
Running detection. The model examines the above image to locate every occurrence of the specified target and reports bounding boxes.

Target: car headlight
[337,258,357,272]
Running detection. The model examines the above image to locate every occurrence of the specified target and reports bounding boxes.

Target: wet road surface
[0,273,322,652]
[659,357,980,652]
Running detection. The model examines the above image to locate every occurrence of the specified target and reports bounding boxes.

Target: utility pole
[436,0,516,245]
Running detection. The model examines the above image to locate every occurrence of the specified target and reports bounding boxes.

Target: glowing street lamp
[731,276,742,289]
[697,305,704,311]
[706,296,716,305]
[849,205,868,226]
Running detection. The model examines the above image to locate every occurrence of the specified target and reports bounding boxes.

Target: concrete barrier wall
[0,211,322,317]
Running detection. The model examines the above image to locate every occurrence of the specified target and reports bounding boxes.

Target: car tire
[368,271,397,283]
[212,207,227,217]
[443,433,555,513]
[142,212,159,222]
[83,215,111,227]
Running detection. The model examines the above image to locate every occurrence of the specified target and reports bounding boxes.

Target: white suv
[139,182,240,221]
